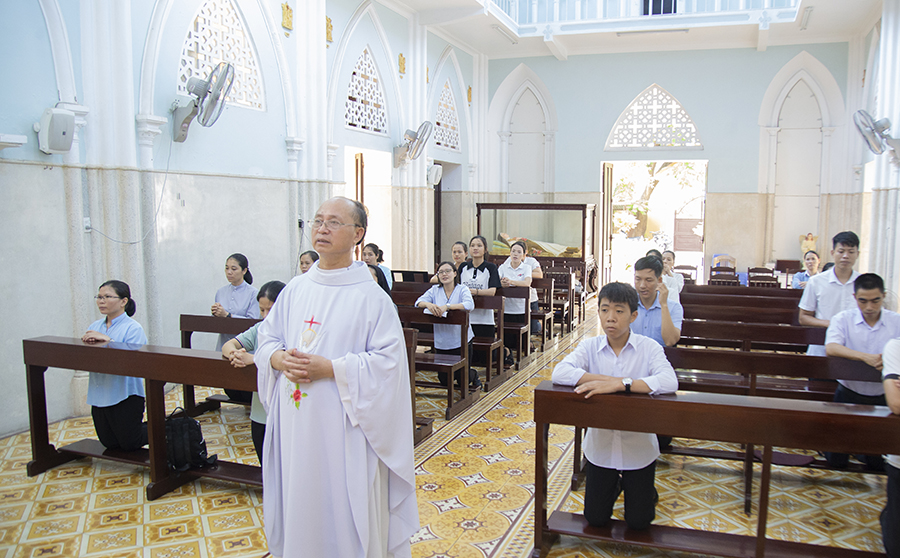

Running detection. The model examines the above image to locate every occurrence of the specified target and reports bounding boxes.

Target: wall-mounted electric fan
[854,110,900,160]
[393,121,433,167]
[172,62,235,142]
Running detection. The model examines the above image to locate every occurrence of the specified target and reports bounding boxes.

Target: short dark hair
[100,280,137,317]
[598,282,639,314]
[300,250,319,262]
[634,256,663,278]
[663,250,675,260]
[854,273,884,294]
[257,280,286,302]
[804,250,819,259]
[832,231,860,249]
[646,249,663,260]
[822,262,835,272]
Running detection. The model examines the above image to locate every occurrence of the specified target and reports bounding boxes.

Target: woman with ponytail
[82,280,148,451]
[362,243,392,289]
[212,253,260,361]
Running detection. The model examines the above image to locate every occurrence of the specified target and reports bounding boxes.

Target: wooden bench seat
[472,296,508,391]
[531,277,556,352]
[497,286,532,370]
[396,306,478,420]
[534,381,900,558]
[678,320,824,353]
[681,304,798,325]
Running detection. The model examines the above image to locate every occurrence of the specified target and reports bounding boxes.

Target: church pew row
[180,314,260,414]
[473,296,508,391]
[534,381,899,558]
[571,349,882,508]
[403,328,433,445]
[496,286,533,370]
[531,277,556,352]
[681,304,798,325]
[395,307,479,420]
[677,320,825,353]
[683,283,804,298]
[679,292,799,310]
[24,336,262,500]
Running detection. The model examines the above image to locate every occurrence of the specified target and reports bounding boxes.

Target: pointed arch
[177,0,265,110]
[434,80,461,151]
[428,45,474,160]
[488,63,558,194]
[344,47,389,135]
[758,51,845,128]
[605,84,703,151]
[326,0,404,144]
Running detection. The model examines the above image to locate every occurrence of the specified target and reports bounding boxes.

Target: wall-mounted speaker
[34,108,75,154]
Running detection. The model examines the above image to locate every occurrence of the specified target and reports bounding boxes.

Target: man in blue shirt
[632,256,683,347]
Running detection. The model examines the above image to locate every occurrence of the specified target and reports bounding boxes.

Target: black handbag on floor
[165,407,217,472]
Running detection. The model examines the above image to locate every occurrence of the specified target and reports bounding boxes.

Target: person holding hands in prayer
[552,282,678,531]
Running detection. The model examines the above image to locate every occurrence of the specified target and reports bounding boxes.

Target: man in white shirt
[552,282,678,530]
[799,231,861,355]
[824,273,900,470]
[881,338,900,558]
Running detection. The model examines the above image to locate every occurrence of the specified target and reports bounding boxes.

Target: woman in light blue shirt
[416,261,480,390]
[82,280,148,451]
[212,253,260,402]
[362,243,392,289]
[791,250,820,289]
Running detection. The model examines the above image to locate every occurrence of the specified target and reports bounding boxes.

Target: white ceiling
[394,0,882,59]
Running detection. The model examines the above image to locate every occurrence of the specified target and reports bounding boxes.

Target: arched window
[344,48,388,135]
[434,80,461,151]
[606,84,702,150]
[178,0,265,110]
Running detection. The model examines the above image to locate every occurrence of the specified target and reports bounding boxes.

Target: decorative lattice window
[345,48,388,134]
[605,84,702,150]
[434,80,461,151]
[178,0,265,110]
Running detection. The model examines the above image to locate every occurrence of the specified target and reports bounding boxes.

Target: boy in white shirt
[552,282,678,530]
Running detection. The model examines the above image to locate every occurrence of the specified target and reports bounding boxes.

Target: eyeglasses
[94,295,121,301]
[312,219,360,231]
[437,269,455,275]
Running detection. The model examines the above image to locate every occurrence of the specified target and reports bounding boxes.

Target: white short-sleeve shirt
[825,307,900,396]
[799,267,860,356]
[883,339,900,469]
[497,261,532,314]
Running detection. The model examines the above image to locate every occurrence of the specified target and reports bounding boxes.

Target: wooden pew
[396,307,479,420]
[680,292,799,310]
[534,381,900,558]
[683,283,803,299]
[391,282,432,295]
[545,268,575,334]
[681,305,798,325]
[404,328,433,445]
[391,270,431,283]
[678,320,825,353]
[531,277,556,352]
[497,286,532,369]
[24,336,261,500]
[472,296,508,391]
[180,314,260,415]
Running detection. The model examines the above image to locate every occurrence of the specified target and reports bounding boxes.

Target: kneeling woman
[416,261,481,390]
[82,280,148,451]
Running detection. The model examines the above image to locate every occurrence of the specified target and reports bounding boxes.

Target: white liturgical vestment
[256,261,418,558]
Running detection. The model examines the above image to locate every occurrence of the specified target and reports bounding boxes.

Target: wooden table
[534,381,900,558]
[24,336,261,500]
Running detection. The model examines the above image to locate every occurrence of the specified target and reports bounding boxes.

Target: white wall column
[499,131,511,193]
[296,0,327,185]
[870,0,900,298]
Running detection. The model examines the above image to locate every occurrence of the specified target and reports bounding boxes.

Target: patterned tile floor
[0,303,889,557]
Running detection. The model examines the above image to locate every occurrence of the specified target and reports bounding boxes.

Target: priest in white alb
[255,197,419,558]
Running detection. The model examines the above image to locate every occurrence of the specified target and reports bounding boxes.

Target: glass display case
[477,203,597,291]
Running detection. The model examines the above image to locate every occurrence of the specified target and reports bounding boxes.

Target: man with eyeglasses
[255,197,418,558]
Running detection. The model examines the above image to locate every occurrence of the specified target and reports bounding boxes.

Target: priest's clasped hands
[272,348,334,383]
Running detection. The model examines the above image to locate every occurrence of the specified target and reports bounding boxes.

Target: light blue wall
[489,42,849,194]
[0,2,68,163]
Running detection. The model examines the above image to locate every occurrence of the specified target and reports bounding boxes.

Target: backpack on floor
[165,407,218,472]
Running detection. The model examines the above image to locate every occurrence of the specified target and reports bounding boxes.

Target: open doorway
[604,161,708,285]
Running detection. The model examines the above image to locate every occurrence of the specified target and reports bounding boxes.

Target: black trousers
[584,459,657,530]
[825,384,886,470]
[251,420,266,467]
[530,300,542,334]
[883,463,900,558]
[91,395,148,451]
[435,346,479,387]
